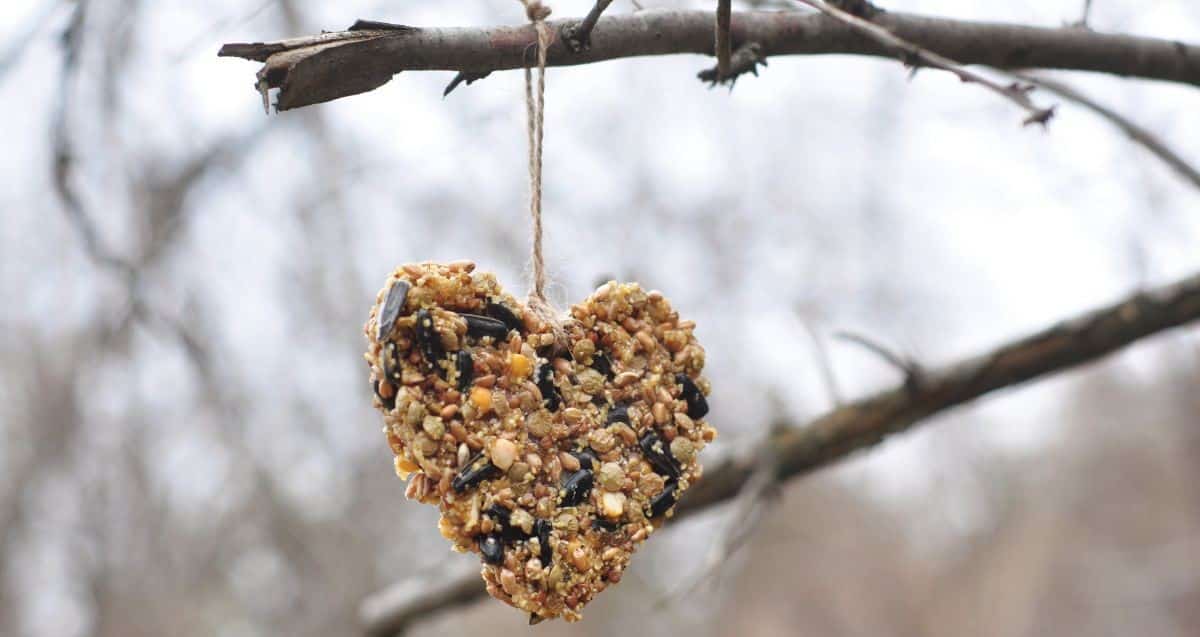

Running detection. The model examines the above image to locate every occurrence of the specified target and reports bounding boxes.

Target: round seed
[588,428,617,453]
[572,338,595,363]
[600,492,626,519]
[577,369,605,395]
[670,437,696,463]
[597,462,624,491]
[491,438,517,470]
[508,461,530,482]
[526,412,551,438]
[422,415,445,439]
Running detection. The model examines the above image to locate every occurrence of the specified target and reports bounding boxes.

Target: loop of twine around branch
[518,0,567,344]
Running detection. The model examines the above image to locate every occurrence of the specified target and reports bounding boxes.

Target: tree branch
[218,9,1200,111]
[795,0,1054,125]
[359,270,1200,636]
[563,0,615,52]
[1015,72,1200,191]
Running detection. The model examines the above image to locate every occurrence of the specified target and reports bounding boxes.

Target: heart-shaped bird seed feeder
[364,261,715,622]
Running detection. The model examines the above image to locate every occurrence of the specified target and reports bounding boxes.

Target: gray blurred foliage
[1,1,1198,636]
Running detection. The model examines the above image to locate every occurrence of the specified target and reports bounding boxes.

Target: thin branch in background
[835,329,923,391]
[656,423,783,608]
[1014,72,1200,192]
[716,0,732,78]
[359,269,1200,636]
[1078,0,1094,28]
[793,0,1056,126]
[169,0,277,63]
[802,319,843,407]
[562,0,615,52]
[0,0,64,84]
[52,0,134,276]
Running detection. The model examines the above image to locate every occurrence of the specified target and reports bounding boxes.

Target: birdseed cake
[363,261,715,622]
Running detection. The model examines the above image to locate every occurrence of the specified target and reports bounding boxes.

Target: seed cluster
[363,261,715,623]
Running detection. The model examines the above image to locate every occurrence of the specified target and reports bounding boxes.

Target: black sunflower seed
[486,504,530,541]
[461,313,509,341]
[415,309,445,370]
[372,380,396,411]
[485,504,511,525]
[647,480,679,518]
[592,518,619,532]
[485,300,523,334]
[534,518,552,565]
[375,279,411,342]
[479,533,504,565]
[605,403,630,426]
[676,373,709,419]
[455,351,473,391]
[591,351,613,378]
[559,469,594,507]
[529,613,546,626]
[639,431,681,478]
[536,364,562,412]
[452,454,501,493]
[572,449,597,471]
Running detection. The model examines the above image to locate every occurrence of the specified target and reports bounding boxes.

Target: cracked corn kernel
[470,387,492,412]
[363,263,714,623]
[509,353,532,378]
[394,456,419,479]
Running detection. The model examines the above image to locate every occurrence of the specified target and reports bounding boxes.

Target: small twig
[834,330,923,391]
[802,319,843,407]
[697,41,766,88]
[794,0,1056,126]
[442,70,491,97]
[1076,0,1094,28]
[716,0,732,79]
[562,0,614,52]
[1015,72,1200,192]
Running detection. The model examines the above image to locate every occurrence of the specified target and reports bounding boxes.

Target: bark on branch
[218,9,1200,111]
[359,270,1200,636]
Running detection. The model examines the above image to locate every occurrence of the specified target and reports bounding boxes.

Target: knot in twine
[516,0,569,350]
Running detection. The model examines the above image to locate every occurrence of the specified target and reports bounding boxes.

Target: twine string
[519,1,561,335]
